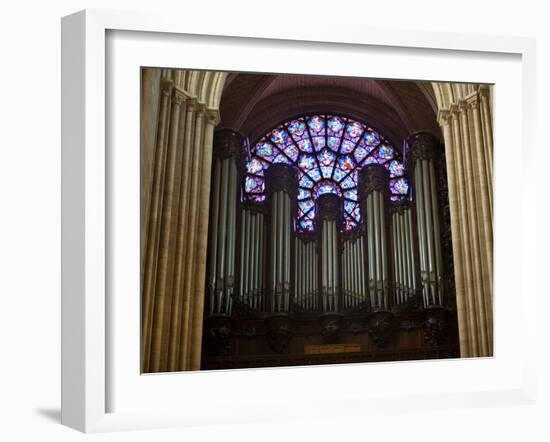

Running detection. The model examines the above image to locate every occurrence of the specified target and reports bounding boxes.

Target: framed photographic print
[61,9,537,433]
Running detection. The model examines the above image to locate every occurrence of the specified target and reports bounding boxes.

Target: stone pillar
[436,87,494,358]
[140,74,222,372]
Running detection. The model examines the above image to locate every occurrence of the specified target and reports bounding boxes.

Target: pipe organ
[390,203,417,305]
[409,133,444,307]
[205,130,453,354]
[294,237,318,312]
[317,194,342,313]
[239,209,265,310]
[342,233,367,310]
[266,165,296,313]
[207,130,240,315]
[360,164,390,310]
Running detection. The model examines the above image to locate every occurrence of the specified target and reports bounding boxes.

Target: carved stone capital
[465,91,481,111]
[160,79,173,97]
[437,109,453,127]
[478,85,491,103]
[359,163,390,197]
[389,200,411,215]
[315,193,342,222]
[213,128,243,160]
[366,310,394,348]
[407,132,438,163]
[204,315,233,356]
[265,163,298,198]
[265,315,292,353]
[205,108,221,126]
[423,307,449,346]
[172,89,186,106]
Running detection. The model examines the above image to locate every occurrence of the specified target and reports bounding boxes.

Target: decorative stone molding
[407,131,438,163]
[359,163,390,196]
[389,200,410,215]
[160,78,173,96]
[423,307,449,346]
[265,315,292,353]
[204,315,233,356]
[315,193,342,222]
[319,313,343,343]
[265,163,298,198]
[366,310,394,348]
[213,128,243,160]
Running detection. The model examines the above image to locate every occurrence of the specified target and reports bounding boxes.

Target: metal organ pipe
[409,132,444,308]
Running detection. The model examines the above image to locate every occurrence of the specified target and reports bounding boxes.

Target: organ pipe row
[270,191,292,313]
[364,189,389,310]
[391,206,417,305]
[208,155,238,315]
[342,237,367,310]
[206,130,447,318]
[413,154,444,307]
[239,210,264,310]
[321,219,340,313]
[294,239,318,312]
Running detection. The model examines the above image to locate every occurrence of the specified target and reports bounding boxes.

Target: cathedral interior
[140,69,494,373]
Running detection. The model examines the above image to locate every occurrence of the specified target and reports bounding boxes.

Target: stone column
[436,89,494,358]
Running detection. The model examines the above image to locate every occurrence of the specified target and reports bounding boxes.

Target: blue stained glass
[364,131,380,146]
[246,157,264,175]
[340,139,356,154]
[245,176,264,193]
[341,175,355,189]
[298,199,315,214]
[249,194,266,203]
[288,119,306,137]
[337,155,355,172]
[318,149,335,166]
[256,141,275,161]
[327,116,345,135]
[298,154,316,171]
[391,178,409,194]
[333,168,347,182]
[345,121,363,139]
[378,145,394,160]
[344,189,358,201]
[351,205,361,221]
[388,160,405,177]
[282,144,299,161]
[312,137,326,151]
[273,153,292,165]
[297,139,313,152]
[321,166,333,179]
[328,136,340,151]
[245,114,402,233]
[308,115,325,133]
[308,167,322,182]
[344,200,355,213]
[364,155,378,165]
[314,181,340,198]
[298,188,311,200]
[343,219,357,231]
[270,128,288,145]
[354,145,368,163]
[299,219,314,231]
[299,173,314,189]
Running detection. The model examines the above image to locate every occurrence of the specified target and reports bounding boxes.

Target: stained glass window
[243,114,408,232]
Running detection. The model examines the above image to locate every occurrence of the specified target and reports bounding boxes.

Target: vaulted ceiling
[218,72,441,149]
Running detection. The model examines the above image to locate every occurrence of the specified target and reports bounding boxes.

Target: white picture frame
[61,9,537,433]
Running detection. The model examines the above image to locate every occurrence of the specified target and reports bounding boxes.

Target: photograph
[140,69,494,373]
